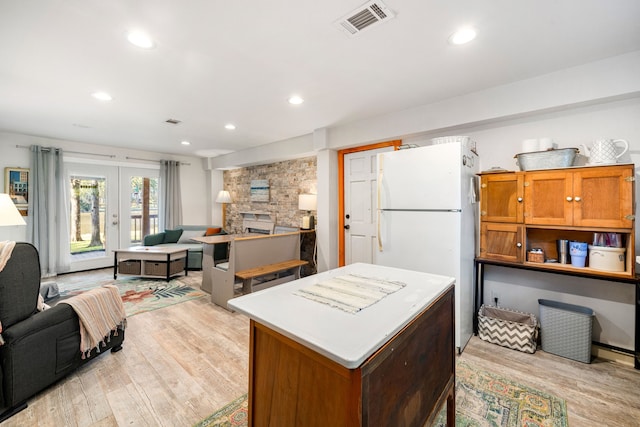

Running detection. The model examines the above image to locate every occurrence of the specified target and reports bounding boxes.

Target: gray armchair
[0,243,125,421]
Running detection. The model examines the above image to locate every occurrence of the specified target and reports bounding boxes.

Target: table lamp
[215,190,233,228]
[298,194,317,230]
[0,193,26,242]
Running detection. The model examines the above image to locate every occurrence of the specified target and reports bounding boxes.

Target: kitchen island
[228,262,455,427]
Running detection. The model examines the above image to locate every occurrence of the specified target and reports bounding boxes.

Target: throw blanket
[60,285,127,358]
[0,240,16,272]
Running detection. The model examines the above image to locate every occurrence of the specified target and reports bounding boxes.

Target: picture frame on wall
[250,179,270,202]
[4,167,29,216]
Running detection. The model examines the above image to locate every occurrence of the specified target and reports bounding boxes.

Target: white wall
[0,132,210,241]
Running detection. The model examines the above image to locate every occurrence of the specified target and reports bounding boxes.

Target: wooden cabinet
[524,165,634,227]
[480,223,524,263]
[479,164,635,278]
[246,288,455,427]
[480,172,524,223]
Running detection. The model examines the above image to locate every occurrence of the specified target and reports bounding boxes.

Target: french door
[66,163,119,271]
[66,162,159,272]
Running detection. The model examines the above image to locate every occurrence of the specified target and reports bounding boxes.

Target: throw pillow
[205,227,222,236]
[163,229,184,243]
[177,229,206,244]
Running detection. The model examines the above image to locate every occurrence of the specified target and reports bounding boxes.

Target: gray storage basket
[538,299,594,363]
[478,305,538,353]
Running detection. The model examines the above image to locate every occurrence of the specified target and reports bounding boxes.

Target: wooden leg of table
[446,384,455,427]
[242,278,252,294]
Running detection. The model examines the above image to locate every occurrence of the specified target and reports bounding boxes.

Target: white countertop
[228,263,454,369]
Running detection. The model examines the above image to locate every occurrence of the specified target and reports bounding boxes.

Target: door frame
[337,140,401,266]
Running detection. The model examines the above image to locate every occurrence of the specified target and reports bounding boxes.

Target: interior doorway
[338,140,401,266]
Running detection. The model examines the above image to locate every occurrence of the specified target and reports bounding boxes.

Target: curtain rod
[126,156,191,166]
[16,144,115,158]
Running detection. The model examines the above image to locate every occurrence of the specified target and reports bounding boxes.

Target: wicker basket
[118,260,141,275]
[145,259,185,277]
[478,305,538,353]
[528,250,545,263]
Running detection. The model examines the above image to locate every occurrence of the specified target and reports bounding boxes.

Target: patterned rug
[56,274,206,317]
[194,394,248,427]
[194,361,568,427]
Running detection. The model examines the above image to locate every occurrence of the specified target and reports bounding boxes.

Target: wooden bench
[235,259,308,293]
[209,231,305,310]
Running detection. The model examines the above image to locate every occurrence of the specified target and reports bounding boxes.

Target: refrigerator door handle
[377,210,383,251]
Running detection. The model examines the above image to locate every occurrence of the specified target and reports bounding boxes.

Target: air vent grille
[334,1,395,36]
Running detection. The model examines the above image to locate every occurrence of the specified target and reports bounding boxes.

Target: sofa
[0,243,125,421]
[143,225,227,270]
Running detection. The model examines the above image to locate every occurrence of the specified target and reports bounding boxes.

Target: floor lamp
[0,193,27,240]
[215,190,232,228]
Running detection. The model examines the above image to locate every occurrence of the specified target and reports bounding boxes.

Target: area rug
[57,274,206,317]
[194,394,248,427]
[194,361,568,427]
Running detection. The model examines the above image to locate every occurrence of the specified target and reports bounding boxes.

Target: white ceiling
[1,0,639,158]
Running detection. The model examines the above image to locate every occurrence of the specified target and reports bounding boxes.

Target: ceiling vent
[165,118,182,125]
[334,1,395,36]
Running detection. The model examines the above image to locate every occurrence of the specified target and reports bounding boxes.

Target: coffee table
[113,246,188,281]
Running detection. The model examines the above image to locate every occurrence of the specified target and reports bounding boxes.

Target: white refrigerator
[375,142,479,352]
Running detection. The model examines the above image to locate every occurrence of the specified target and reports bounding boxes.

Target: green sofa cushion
[163,229,183,244]
[145,232,165,246]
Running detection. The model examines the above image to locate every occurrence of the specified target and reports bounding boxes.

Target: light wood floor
[2,268,639,426]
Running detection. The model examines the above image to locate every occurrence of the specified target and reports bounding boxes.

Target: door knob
[574,196,582,202]
[346,214,350,219]
[516,242,522,248]
[566,196,573,202]
[517,197,523,202]
[344,224,350,230]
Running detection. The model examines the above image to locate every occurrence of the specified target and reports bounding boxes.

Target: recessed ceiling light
[181,141,191,146]
[92,91,113,101]
[127,30,155,49]
[448,27,477,45]
[288,95,304,105]
[224,123,236,130]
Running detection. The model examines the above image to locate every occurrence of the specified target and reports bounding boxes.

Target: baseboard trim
[592,343,634,367]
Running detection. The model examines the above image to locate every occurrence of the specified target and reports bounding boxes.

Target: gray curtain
[159,160,182,229]
[27,145,70,276]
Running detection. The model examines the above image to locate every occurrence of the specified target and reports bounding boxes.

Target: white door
[66,162,119,271]
[344,147,393,265]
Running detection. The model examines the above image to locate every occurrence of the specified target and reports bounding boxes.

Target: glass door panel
[66,163,119,271]
[120,167,159,248]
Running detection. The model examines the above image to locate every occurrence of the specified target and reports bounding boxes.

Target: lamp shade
[298,194,317,211]
[0,193,26,226]
[215,190,232,204]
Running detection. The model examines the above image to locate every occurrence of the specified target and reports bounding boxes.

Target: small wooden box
[528,251,545,263]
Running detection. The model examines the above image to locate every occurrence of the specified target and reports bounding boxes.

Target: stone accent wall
[222,156,317,233]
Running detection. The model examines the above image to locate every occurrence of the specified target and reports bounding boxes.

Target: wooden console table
[229,263,456,426]
[474,258,640,370]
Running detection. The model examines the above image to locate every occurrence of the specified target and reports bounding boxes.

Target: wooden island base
[247,287,455,427]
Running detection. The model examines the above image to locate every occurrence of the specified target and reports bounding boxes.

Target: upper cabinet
[480,173,524,223]
[523,165,634,228]
[478,164,636,278]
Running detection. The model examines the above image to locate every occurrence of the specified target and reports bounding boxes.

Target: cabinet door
[524,171,573,225]
[480,173,524,223]
[573,166,634,228]
[479,223,524,263]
